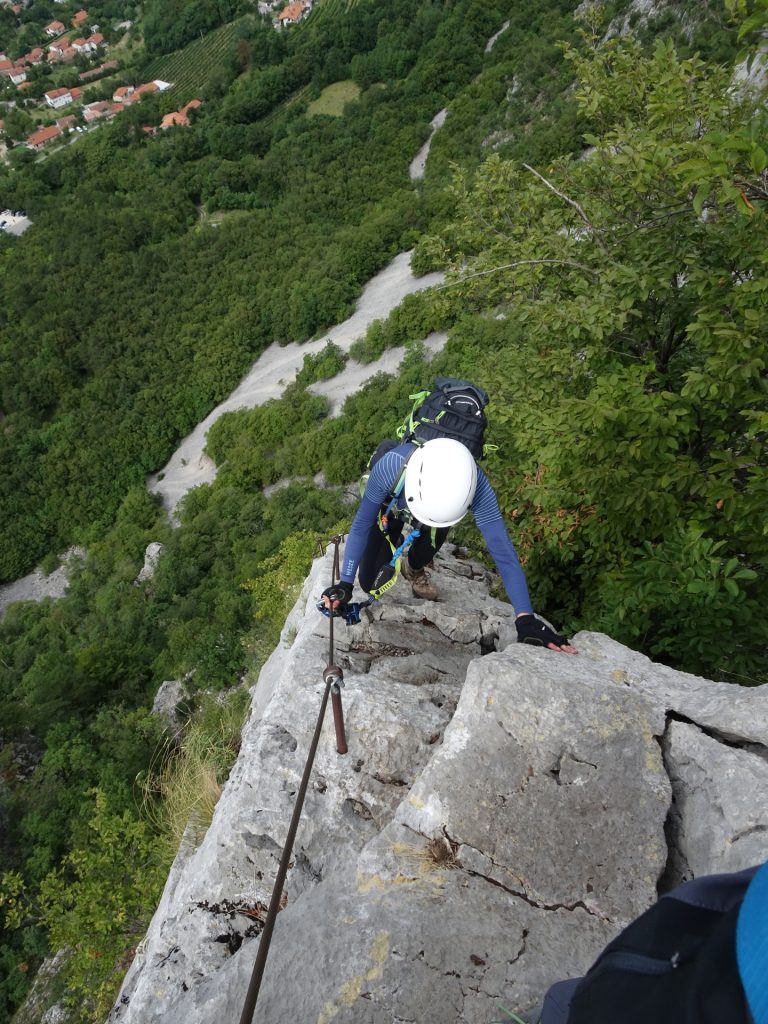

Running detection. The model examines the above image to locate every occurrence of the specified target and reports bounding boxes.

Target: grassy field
[142,17,255,96]
[306,79,360,116]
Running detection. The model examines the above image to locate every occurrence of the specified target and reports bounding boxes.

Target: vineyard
[311,0,359,21]
[142,17,255,96]
[263,83,311,126]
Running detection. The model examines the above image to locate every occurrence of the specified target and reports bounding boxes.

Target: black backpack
[541,865,762,1024]
[396,377,491,460]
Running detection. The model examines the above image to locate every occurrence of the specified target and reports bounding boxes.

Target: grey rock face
[396,647,670,924]
[0,546,86,621]
[151,678,190,734]
[134,542,165,585]
[109,549,768,1024]
[663,720,768,885]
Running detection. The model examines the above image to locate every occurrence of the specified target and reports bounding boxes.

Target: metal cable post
[326,536,348,757]
[237,534,349,1024]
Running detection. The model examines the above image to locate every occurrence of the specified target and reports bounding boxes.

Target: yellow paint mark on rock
[366,931,390,981]
[357,869,423,894]
[408,794,425,809]
[316,932,390,1024]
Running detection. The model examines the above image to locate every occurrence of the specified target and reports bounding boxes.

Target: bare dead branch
[523,163,610,253]
[438,258,599,289]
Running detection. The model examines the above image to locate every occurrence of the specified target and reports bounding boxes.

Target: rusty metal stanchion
[325,536,348,756]
[326,665,347,755]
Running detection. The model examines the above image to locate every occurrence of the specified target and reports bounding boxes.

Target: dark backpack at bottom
[542,867,758,1024]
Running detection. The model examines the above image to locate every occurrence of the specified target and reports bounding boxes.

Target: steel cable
[238,535,345,1024]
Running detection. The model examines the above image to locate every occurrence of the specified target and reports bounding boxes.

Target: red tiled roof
[160,111,183,129]
[89,32,104,44]
[27,124,61,147]
[135,81,159,95]
[278,1,306,20]
[45,87,70,100]
[160,101,201,130]
[72,9,88,25]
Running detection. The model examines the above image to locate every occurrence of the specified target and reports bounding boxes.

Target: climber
[539,859,768,1024]
[321,435,577,654]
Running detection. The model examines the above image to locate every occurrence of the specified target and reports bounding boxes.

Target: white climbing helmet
[404,438,478,528]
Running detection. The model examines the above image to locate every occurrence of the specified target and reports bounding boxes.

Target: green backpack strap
[396,390,431,441]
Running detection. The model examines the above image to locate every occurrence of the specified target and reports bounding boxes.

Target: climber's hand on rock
[321,582,353,615]
[515,614,578,654]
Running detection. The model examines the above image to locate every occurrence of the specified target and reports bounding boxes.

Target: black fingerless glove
[515,614,568,648]
[322,582,353,608]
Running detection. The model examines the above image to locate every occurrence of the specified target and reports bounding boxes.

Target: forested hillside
[1,0,765,1020]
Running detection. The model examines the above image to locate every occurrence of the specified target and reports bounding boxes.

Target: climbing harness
[238,535,349,1024]
[367,525,422,600]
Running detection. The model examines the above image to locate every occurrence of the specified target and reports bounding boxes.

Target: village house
[82,98,110,121]
[56,46,76,62]
[71,9,88,28]
[159,98,201,130]
[25,47,44,64]
[0,59,12,76]
[26,124,60,149]
[112,84,134,102]
[120,80,166,107]
[277,1,310,26]
[79,58,118,82]
[45,20,65,36]
[55,114,76,130]
[71,36,99,53]
[10,67,27,85]
[48,38,75,62]
[44,85,80,108]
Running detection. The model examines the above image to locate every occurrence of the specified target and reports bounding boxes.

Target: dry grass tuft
[141,691,248,857]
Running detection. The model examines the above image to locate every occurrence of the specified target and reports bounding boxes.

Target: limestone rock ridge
[109,545,768,1024]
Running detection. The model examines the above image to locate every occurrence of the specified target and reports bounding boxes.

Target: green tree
[415,29,768,679]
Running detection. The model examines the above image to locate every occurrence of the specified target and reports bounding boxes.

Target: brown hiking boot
[401,558,438,601]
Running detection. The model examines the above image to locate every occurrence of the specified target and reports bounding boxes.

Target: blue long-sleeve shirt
[341,442,533,615]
